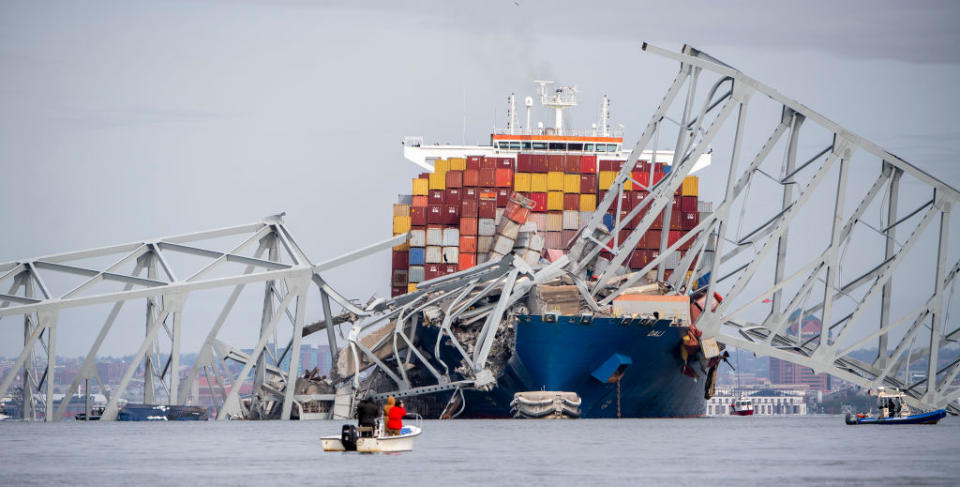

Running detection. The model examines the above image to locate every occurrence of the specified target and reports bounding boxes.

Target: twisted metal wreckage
[2,44,958,421]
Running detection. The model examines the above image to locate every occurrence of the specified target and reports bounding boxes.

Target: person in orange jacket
[383,395,395,418]
[386,400,406,436]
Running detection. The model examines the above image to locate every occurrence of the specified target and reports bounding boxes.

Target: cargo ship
[385,82,716,418]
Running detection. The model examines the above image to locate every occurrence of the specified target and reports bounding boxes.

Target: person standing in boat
[386,400,406,436]
[355,396,379,438]
[383,395,395,419]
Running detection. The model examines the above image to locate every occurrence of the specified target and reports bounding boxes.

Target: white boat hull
[322,425,421,453]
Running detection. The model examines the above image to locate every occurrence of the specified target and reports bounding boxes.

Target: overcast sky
[1,0,959,357]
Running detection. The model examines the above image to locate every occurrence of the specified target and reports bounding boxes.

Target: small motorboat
[844,387,947,425]
[322,417,422,453]
[730,396,754,416]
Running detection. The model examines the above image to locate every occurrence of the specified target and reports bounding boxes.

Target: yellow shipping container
[580,194,597,212]
[450,157,466,171]
[514,172,532,192]
[599,171,617,190]
[407,283,417,294]
[412,178,428,196]
[547,171,564,191]
[434,158,451,173]
[682,176,699,196]
[392,215,411,234]
[393,204,410,217]
[429,172,446,190]
[530,173,548,192]
[624,179,633,191]
[547,191,564,211]
[564,174,580,193]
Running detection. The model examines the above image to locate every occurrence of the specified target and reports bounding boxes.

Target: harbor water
[2,416,958,486]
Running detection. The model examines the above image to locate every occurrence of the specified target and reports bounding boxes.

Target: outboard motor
[341,424,358,451]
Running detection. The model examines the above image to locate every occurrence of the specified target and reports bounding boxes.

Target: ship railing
[492,128,624,138]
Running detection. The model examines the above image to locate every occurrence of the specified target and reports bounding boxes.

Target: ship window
[607,144,618,152]
[568,143,583,151]
[584,143,595,151]
[508,141,522,150]
[532,142,547,150]
[548,142,566,150]
[522,142,532,150]
[596,144,609,153]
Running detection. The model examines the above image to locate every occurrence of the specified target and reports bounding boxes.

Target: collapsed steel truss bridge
[1,44,957,420]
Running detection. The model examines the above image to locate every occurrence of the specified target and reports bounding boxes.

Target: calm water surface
[1,416,958,486]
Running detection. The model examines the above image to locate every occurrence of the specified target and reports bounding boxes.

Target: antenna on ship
[524,96,533,133]
[600,95,611,137]
[535,80,577,135]
[506,93,518,135]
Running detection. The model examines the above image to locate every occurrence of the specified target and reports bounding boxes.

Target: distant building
[316,345,332,377]
[706,387,808,416]
[768,311,832,392]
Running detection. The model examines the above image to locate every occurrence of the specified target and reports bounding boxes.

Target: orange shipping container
[412,195,428,207]
[459,235,478,253]
[460,217,478,235]
[458,252,477,271]
[495,168,514,187]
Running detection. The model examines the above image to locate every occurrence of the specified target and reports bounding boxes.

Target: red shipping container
[444,204,460,225]
[498,157,514,170]
[410,206,427,226]
[563,193,579,211]
[629,249,646,269]
[443,264,458,275]
[517,153,533,172]
[458,253,477,271]
[391,286,405,297]
[495,168,514,188]
[463,168,480,187]
[467,156,482,170]
[427,204,444,224]
[631,190,648,208]
[548,154,564,172]
[654,163,664,173]
[532,154,549,173]
[631,170,650,188]
[462,187,478,201]
[504,195,533,223]
[461,198,478,217]
[618,192,633,211]
[412,195,428,207]
[528,192,548,212]
[392,269,408,287]
[673,194,682,210]
[479,168,496,187]
[564,154,580,173]
[681,211,699,231]
[496,188,511,207]
[619,209,635,229]
[425,263,442,281]
[600,160,622,172]
[481,156,497,169]
[653,171,666,185]
[478,199,497,218]
[651,210,664,230]
[644,229,661,249]
[459,235,477,253]
[681,196,698,213]
[446,170,463,189]
[580,155,597,174]
[445,188,462,205]
[670,209,682,230]
[429,190,444,204]
[392,250,409,269]
[580,173,597,193]
[561,230,577,247]
[460,217,478,235]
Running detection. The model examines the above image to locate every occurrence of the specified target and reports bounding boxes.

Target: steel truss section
[0,215,394,421]
[568,43,959,413]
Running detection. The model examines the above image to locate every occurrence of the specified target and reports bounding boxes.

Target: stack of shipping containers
[390,154,700,297]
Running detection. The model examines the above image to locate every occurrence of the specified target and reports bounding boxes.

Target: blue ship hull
[845,409,946,425]
[425,315,706,418]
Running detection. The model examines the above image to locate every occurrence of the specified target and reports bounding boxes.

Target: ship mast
[535,80,577,135]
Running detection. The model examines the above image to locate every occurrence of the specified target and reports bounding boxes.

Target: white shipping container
[478,218,496,236]
[529,213,547,232]
[698,201,713,213]
[442,228,460,247]
[498,220,520,240]
[528,233,545,252]
[426,227,443,246]
[519,222,537,233]
[546,213,563,232]
[409,229,426,247]
[493,235,515,255]
[425,246,443,264]
[408,266,425,283]
[580,212,593,227]
[478,253,490,265]
[514,232,531,249]
[442,246,459,264]
[495,208,504,224]
[663,251,681,269]
[523,249,541,266]
[562,210,579,230]
[478,236,494,253]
